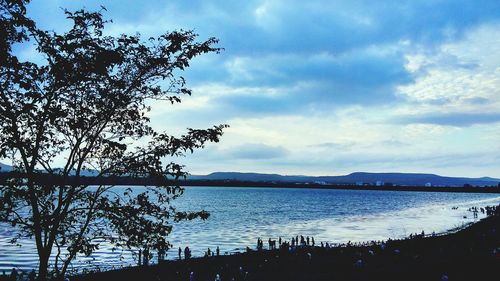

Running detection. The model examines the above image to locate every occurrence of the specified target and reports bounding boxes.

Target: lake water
[1,186,500,273]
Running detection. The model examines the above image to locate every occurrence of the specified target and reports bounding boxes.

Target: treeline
[182,180,500,193]
[0,172,174,186]
[1,172,499,193]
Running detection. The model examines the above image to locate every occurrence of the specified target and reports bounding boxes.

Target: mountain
[0,162,98,176]
[189,172,500,187]
[189,172,309,182]
[1,161,498,187]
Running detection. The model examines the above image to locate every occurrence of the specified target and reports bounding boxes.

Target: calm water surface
[1,186,500,273]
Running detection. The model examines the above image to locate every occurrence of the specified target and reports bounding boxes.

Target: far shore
[2,171,499,193]
[180,180,500,193]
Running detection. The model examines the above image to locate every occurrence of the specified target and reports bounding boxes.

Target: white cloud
[397,22,500,114]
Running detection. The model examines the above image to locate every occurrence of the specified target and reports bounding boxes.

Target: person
[216,246,220,256]
[311,237,315,247]
[291,237,295,247]
[189,272,195,281]
[143,248,150,266]
[9,268,17,281]
[257,238,262,250]
[278,236,282,246]
[158,247,166,262]
[178,247,182,260]
[215,273,221,281]
[184,246,191,259]
[28,270,36,281]
[306,236,310,246]
[207,248,211,257]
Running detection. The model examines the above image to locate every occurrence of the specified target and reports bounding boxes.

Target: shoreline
[68,207,500,281]
[3,172,500,194]
[180,182,500,194]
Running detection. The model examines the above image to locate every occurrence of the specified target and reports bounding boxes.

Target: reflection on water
[1,186,499,272]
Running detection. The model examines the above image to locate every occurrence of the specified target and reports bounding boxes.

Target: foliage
[0,0,226,279]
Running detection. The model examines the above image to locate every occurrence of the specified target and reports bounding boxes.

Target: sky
[17,0,500,177]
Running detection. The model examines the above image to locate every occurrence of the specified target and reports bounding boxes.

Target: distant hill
[189,172,308,182]
[0,162,98,176]
[1,161,498,187]
[189,172,500,187]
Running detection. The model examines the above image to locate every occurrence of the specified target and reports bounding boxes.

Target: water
[1,186,500,273]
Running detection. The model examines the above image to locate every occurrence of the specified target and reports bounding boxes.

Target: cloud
[311,142,357,150]
[225,143,288,160]
[221,46,411,89]
[21,1,500,111]
[398,113,500,127]
[15,1,500,178]
[393,23,500,128]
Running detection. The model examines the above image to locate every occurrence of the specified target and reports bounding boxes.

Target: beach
[58,205,500,281]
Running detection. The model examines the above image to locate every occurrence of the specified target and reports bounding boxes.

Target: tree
[0,1,226,279]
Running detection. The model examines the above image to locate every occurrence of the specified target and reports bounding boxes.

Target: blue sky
[19,0,500,177]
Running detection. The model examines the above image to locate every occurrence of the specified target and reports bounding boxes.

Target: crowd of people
[259,235,317,250]
[468,205,500,217]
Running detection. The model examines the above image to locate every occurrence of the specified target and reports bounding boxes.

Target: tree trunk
[38,251,49,281]
[138,249,142,266]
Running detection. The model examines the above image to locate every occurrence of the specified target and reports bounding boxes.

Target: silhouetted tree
[0,1,226,279]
